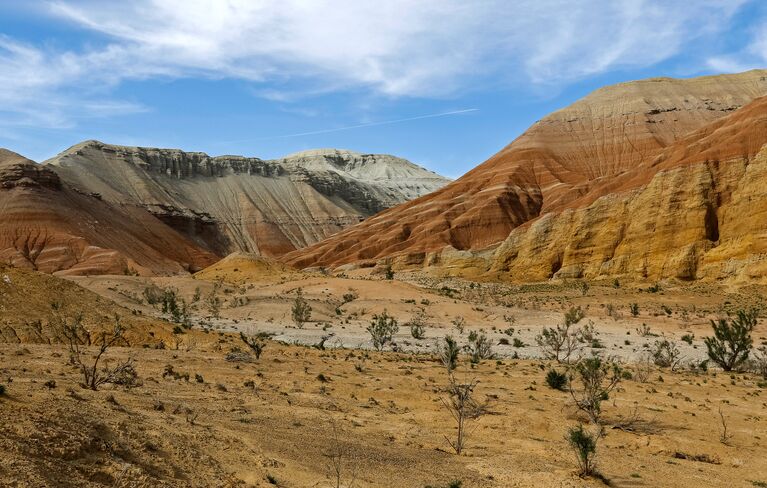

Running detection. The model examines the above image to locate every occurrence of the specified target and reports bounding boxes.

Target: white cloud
[0,0,754,131]
[708,23,767,74]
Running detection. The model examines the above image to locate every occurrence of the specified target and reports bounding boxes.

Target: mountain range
[3,69,767,282]
[285,69,767,283]
[0,143,448,275]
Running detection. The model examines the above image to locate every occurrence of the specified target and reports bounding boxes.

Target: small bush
[629,303,640,317]
[291,288,312,328]
[0,384,5,396]
[384,265,394,280]
[536,308,591,363]
[440,375,488,454]
[240,331,269,359]
[451,317,466,334]
[342,289,359,303]
[705,309,757,371]
[545,369,568,391]
[568,357,622,426]
[564,306,586,326]
[753,346,767,379]
[567,424,598,477]
[651,338,682,370]
[440,336,460,372]
[465,331,494,363]
[367,311,399,351]
[411,323,426,340]
[409,307,428,339]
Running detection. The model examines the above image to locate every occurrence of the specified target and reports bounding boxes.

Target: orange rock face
[492,95,767,282]
[284,70,767,280]
[0,149,218,275]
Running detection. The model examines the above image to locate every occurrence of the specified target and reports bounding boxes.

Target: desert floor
[1,270,766,487]
[69,271,767,363]
[2,339,766,487]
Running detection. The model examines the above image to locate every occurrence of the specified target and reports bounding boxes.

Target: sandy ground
[2,269,766,486]
[1,339,766,487]
[67,272,767,364]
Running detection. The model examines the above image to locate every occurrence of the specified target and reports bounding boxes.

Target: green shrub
[440,336,460,372]
[569,357,622,426]
[465,331,493,363]
[567,424,598,477]
[651,339,682,369]
[291,288,312,328]
[411,323,426,339]
[545,369,568,391]
[705,309,757,371]
[384,265,394,280]
[367,311,399,351]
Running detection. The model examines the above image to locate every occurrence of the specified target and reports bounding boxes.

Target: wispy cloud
[0,0,756,131]
[219,108,479,144]
[708,23,767,73]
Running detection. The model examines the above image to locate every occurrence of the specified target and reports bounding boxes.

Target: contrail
[222,108,479,143]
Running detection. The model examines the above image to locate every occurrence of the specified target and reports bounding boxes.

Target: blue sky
[1,1,766,178]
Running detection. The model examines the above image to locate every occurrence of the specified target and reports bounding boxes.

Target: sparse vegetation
[342,288,359,303]
[409,308,428,340]
[535,307,588,363]
[324,417,358,488]
[753,346,767,378]
[440,373,488,455]
[545,369,568,390]
[51,304,136,391]
[578,280,589,296]
[705,309,757,371]
[291,288,312,328]
[465,330,493,363]
[718,406,732,445]
[439,336,461,373]
[206,280,223,319]
[367,311,399,351]
[636,323,654,337]
[651,338,683,370]
[567,424,599,477]
[410,323,426,339]
[240,331,269,359]
[384,265,394,280]
[451,316,466,334]
[568,356,622,427]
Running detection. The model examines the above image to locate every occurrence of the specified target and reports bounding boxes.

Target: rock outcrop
[193,252,300,284]
[0,149,218,275]
[284,70,767,282]
[492,95,767,282]
[46,143,449,258]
